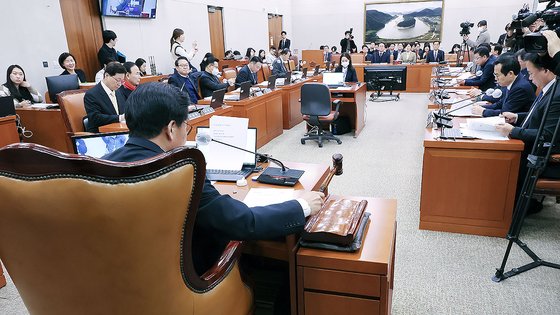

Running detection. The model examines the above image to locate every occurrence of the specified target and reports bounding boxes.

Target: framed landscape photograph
[365,0,443,43]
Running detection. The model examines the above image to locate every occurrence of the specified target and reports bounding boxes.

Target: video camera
[517,1,560,53]
[460,21,474,36]
[346,27,354,39]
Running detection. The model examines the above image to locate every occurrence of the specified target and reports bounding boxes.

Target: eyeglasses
[177,64,189,68]
[111,76,124,84]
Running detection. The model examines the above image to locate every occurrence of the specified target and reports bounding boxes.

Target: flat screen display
[100,0,157,19]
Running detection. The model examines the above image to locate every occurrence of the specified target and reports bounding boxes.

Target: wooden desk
[421,121,524,237]
[329,83,367,137]
[279,76,322,129]
[16,108,71,153]
[98,106,234,142]
[0,116,19,147]
[139,74,169,84]
[214,161,330,315]
[0,262,5,288]
[297,197,396,315]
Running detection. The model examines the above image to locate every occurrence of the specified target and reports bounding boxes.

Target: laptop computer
[210,88,226,109]
[46,74,79,103]
[302,67,308,79]
[198,127,258,182]
[0,96,16,118]
[323,72,345,88]
[275,72,292,86]
[223,81,251,101]
[71,131,129,158]
[267,75,277,90]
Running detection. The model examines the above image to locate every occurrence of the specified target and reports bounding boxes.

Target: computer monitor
[267,75,277,89]
[210,88,226,108]
[0,96,16,118]
[71,132,129,158]
[46,74,80,103]
[365,66,407,91]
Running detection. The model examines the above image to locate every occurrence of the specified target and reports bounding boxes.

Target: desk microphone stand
[493,77,560,282]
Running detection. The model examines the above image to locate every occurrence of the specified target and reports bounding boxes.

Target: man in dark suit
[278,31,291,50]
[168,56,200,104]
[472,53,535,117]
[370,43,391,64]
[235,56,262,88]
[340,31,357,53]
[458,46,497,91]
[97,30,118,67]
[118,61,141,100]
[198,56,234,98]
[322,45,332,64]
[84,62,127,132]
[103,82,324,274]
[426,41,445,63]
[272,49,290,78]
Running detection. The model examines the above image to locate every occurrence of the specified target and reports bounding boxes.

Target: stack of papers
[459,117,508,140]
[449,100,485,117]
[243,188,294,207]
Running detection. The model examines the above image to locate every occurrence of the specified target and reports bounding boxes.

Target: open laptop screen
[71,132,129,158]
[323,72,345,85]
[196,127,257,167]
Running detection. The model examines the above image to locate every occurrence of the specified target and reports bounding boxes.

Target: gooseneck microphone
[432,88,503,127]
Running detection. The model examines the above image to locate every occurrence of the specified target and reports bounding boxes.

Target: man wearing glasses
[168,56,200,104]
[457,46,497,92]
[85,61,127,132]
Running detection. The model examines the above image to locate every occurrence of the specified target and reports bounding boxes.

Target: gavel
[318,153,343,194]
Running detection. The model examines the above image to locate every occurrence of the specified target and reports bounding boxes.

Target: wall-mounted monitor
[100,0,157,19]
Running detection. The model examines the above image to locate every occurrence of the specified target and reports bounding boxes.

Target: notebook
[72,132,129,158]
[198,127,258,182]
[0,96,16,118]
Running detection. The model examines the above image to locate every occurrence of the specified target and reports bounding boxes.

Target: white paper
[457,72,473,80]
[466,117,505,131]
[243,188,295,207]
[199,116,249,170]
[448,100,482,117]
[460,128,509,140]
[454,90,469,95]
[30,103,50,109]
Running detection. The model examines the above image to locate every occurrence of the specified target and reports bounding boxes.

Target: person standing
[340,31,357,53]
[278,31,291,50]
[464,20,491,48]
[170,28,199,71]
[97,30,118,67]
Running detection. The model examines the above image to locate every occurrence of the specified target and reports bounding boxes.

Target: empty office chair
[58,89,89,134]
[262,65,272,83]
[300,83,342,148]
[0,144,252,315]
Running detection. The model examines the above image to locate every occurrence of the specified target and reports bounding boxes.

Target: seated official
[235,56,262,88]
[369,43,391,64]
[0,65,43,107]
[334,52,358,82]
[135,58,147,76]
[103,82,324,274]
[426,41,445,63]
[272,48,290,78]
[84,62,127,132]
[472,53,534,117]
[168,56,200,104]
[398,43,417,63]
[58,52,87,83]
[322,45,332,64]
[515,49,537,92]
[265,46,277,64]
[118,61,141,100]
[458,47,497,91]
[198,56,234,98]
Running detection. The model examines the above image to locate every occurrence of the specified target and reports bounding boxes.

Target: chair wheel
[318,143,323,148]
[301,139,305,144]
[337,140,342,144]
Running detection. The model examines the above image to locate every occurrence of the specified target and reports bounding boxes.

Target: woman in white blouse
[170,28,198,63]
[0,65,42,107]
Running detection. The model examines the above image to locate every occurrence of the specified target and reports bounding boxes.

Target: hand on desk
[456,79,465,86]
[468,88,482,98]
[501,112,518,124]
[495,123,514,137]
[299,191,325,216]
[471,104,485,116]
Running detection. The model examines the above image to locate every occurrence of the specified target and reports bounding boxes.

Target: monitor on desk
[72,132,129,158]
[365,66,407,91]
[46,74,80,103]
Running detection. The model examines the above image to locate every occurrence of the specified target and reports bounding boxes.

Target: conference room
[1,0,559,314]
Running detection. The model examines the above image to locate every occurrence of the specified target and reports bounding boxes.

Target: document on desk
[459,117,509,140]
[243,188,295,207]
[201,116,249,170]
[449,100,483,117]
[457,72,473,80]
[335,86,353,90]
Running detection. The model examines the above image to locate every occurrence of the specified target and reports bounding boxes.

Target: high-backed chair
[58,89,89,134]
[262,65,272,82]
[300,83,342,147]
[288,59,296,71]
[223,68,237,80]
[0,144,252,315]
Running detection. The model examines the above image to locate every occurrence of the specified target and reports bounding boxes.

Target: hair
[505,23,512,31]
[319,45,324,50]
[123,61,137,74]
[449,43,461,53]
[493,44,503,55]
[58,52,76,69]
[104,61,126,76]
[245,48,255,59]
[135,58,146,69]
[279,48,290,56]
[281,31,287,35]
[474,47,490,58]
[125,82,190,139]
[522,53,546,70]
[344,31,351,35]
[331,46,337,51]
[102,30,117,44]
[199,53,214,70]
[433,41,440,46]
[478,20,487,27]
[233,51,241,55]
[175,56,189,67]
[514,48,527,60]
[204,56,220,69]
[4,64,32,102]
[249,56,263,64]
[340,52,353,68]
[362,45,368,50]
[225,50,232,56]
[478,43,491,51]
[494,53,520,76]
[170,28,184,50]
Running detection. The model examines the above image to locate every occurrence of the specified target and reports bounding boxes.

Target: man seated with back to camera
[235,56,262,88]
[168,56,200,105]
[471,53,534,117]
[457,46,497,92]
[103,82,325,274]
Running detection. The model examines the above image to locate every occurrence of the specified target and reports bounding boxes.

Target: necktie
[434,51,437,61]
[109,91,119,114]
[522,92,543,128]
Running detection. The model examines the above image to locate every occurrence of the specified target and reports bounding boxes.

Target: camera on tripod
[520,0,560,53]
[459,21,474,36]
[347,27,354,39]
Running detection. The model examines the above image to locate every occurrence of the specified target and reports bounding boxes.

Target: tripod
[493,77,560,282]
[459,39,470,66]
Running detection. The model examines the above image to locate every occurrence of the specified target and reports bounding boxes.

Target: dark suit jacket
[117,85,134,100]
[520,68,537,92]
[97,44,117,67]
[323,52,332,63]
[370,51,391,64]
[271,57,288,78]
[334,65,358,82]
[168,72,200,104]
[426,49,445,63]
[198,71,229,98]
[235,65,258,87]
[481,75,535,117]
[340,38,357,53]
[465,55,497,91]
[278,38,291,50]
[84,82,126,132]
[103,136,306,274]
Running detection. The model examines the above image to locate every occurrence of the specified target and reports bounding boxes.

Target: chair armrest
[550,154,560,164]
[201,240,244,283]
[332,99,342,114]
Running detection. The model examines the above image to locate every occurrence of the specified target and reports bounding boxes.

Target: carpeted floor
[1,93,559,314]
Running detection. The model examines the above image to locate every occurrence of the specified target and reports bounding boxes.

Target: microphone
[436,88,502,120]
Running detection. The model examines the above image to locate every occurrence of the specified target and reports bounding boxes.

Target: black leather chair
[300,83,342,147]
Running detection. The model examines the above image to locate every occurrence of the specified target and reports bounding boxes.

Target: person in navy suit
[198,56,234,98]
[84,61,127,132]
[235,56,262,87]
[426,41,445,63]
[103,82,324,274]
[278,31,291,50]
[272,48,290,78]
[168,56,200,104]
[370,43,391,64]
[458,46,497,91]
[334,52,358,82]
[471,53,535,117]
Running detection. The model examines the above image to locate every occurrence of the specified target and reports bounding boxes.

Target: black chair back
[301,83,332,116]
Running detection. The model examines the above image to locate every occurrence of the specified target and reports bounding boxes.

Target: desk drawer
[303,267,381,297]
[304,291,380,315]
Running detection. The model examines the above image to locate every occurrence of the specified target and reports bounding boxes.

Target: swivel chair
[300,83,342,148]
[0,144,252,315]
